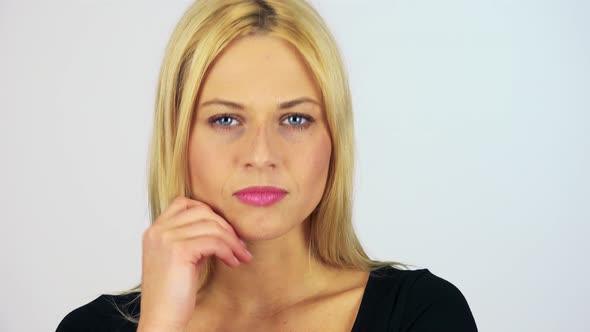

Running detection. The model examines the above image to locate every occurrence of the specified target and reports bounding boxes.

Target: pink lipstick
[233,186,287,207]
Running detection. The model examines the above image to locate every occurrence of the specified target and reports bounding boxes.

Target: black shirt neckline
[350,266,390,331]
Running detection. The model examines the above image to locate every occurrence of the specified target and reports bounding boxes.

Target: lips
[233,186,288,207]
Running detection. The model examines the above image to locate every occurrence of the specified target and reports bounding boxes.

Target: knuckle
[172,195,190,208]
[142,226,156,242]
[212,221,231,239]
[195,204,211,214]
[207,236,224,248]
[169,241,185,256]
[193,200,210,209]
[223,245,235,257]
[159,230,174,245]
[205,219,222,230]
[143,225,170,246]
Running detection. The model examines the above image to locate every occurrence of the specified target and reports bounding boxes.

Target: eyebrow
[198,97,320,110]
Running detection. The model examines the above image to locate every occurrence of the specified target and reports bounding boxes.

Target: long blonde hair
[109,0,412,324]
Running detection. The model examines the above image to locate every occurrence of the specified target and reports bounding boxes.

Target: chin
[228,212,301,241]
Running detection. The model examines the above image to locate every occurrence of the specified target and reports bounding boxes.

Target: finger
[168,219,252,261]
[186,236,243,267]
[165,205,239,238]
[156,196,203,223]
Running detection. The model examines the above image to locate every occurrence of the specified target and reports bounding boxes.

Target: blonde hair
[109,0,412,324]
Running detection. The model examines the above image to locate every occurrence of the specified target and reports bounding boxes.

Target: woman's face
[188,34,332,241]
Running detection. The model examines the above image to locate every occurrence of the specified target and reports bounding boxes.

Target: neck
[198,218,337,316]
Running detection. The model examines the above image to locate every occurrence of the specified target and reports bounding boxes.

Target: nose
[243,124,277,170]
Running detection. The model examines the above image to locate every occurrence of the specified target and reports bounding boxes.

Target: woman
[57,0,478,331]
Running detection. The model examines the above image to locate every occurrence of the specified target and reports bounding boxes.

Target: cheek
[188,135,229,197]
[190,128,235,170]
[302,134,332,185]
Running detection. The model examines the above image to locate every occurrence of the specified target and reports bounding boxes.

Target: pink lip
[233,186,288,207]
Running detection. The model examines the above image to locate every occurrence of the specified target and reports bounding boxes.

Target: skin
[185,34,369,329]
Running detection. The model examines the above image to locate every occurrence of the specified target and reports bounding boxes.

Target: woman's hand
[137,195,253,331]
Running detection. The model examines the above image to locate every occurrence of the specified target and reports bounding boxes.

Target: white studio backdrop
[0,0,588,331]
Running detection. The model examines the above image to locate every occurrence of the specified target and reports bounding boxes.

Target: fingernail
[233,256,240,265]
[239,239,246,246]
[244,248,253,258]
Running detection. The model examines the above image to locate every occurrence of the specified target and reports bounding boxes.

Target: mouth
[233,186,288,207]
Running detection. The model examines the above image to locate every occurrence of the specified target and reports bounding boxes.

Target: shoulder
[56,292,141,332]
[359,266,478,331]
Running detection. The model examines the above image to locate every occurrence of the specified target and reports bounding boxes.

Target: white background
[1,0,588,331]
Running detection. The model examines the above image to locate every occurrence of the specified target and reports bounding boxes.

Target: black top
[56,266,478,331]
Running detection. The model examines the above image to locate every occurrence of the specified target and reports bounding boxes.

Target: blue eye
[208,113,315,131]
[283,113,314,130]
[284,114,306,126]
[214,115,238,127]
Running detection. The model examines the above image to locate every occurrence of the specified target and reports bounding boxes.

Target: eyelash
[208,113,315,131]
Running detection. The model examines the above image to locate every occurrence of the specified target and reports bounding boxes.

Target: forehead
[198,34,321,105]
